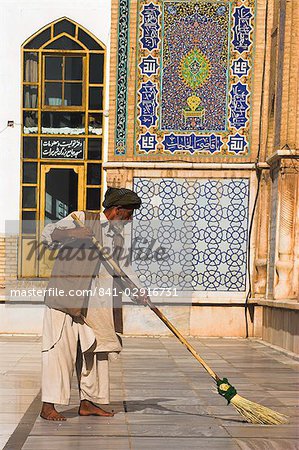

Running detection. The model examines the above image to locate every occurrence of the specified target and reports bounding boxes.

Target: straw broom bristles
[217,380,289,425]
[230,394,289,425]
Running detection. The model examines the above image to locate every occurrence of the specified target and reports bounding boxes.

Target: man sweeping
[40,187,148,421]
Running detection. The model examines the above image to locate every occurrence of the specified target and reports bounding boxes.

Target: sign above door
[41,138,84,159]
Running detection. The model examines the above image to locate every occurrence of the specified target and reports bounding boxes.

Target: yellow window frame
[42,53,86,111]
[19,18,106,279]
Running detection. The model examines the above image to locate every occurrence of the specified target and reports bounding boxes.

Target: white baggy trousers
[42,313,110,406]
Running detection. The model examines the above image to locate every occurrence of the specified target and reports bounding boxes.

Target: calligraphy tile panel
[132,178,249,292]
[135,0,255,156]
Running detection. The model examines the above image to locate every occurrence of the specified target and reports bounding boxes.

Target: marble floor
[0,336,298,449]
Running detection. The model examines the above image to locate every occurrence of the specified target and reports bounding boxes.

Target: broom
[71,213,288,425]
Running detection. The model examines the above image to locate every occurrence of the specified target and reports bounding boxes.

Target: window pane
[64,83,82,106]
[44,82,62,106]
[23,162,37,183]
[65,57,82,80]
[89,54,104,83]
[87,139,102,160]
[23,85,38,108]
[88,113,102,135]
[22,211,36,234]
[42,112,85,134]
[44,36,83,50]
[22,186,36,208]
[23,111,38,134]
[23,137,38,158]
[54,19,76,37]
[78,29,103,50]
[89,87,103,110]
[24,28,51,49]
[86,188,100,210]
[44,169,78,223]
[45,56,63,80]
[87,164,101,185]
[24,52,38,82]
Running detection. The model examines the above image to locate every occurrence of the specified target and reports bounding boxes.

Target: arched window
[20,18,105,277]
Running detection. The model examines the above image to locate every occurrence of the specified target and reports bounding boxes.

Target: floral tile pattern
[135,0,255,156]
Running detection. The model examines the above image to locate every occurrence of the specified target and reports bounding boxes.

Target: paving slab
[130,437,240,449]
[225,423,299,438]
[235,438,299,450]
[22,436,131,449]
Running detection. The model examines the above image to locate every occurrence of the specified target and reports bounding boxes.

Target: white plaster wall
[0,303,44,334]
[0,303,261,337]
[0,0,111,232]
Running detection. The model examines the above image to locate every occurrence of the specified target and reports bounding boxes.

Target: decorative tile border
[135,0,255,156]
[115,0,130,155]
[133,177,250,292]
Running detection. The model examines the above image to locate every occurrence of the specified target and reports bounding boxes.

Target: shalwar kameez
[41,209,140,406]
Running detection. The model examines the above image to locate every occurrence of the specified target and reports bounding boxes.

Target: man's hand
[132,288,150,307]
[52,227,93,243]
[71,227,94,240]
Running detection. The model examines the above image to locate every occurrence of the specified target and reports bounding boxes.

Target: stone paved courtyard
[0,336,298,449]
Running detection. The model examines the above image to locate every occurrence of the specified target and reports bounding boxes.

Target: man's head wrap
[102,187,142,210]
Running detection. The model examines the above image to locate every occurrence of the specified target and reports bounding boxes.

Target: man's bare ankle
[79,399,92,409]
[42,402,55,410]
[40,402,66,421]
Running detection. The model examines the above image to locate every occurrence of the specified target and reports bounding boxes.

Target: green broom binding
[71,213,289,426]
[217,378,288,425]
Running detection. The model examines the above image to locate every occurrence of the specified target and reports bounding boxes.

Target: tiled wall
[134,0,254,156]
[133,177,249,291]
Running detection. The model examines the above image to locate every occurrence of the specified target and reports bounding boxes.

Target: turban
[102,187,142,209]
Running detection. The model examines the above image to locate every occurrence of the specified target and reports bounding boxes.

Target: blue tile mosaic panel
[161,2,230,132]
[135,0,255,156]
[132,178,249,291]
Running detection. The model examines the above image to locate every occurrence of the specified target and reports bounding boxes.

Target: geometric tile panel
[134,0,255,156]
[115,0,130,155]
[133,178,249,291]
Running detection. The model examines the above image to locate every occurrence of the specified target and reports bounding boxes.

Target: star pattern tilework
[132,178,249,291]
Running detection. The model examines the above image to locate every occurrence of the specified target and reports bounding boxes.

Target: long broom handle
[145,298,219,382]
[71,213,220,383]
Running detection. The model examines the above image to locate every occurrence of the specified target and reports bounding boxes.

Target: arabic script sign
[41,138,84,159]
